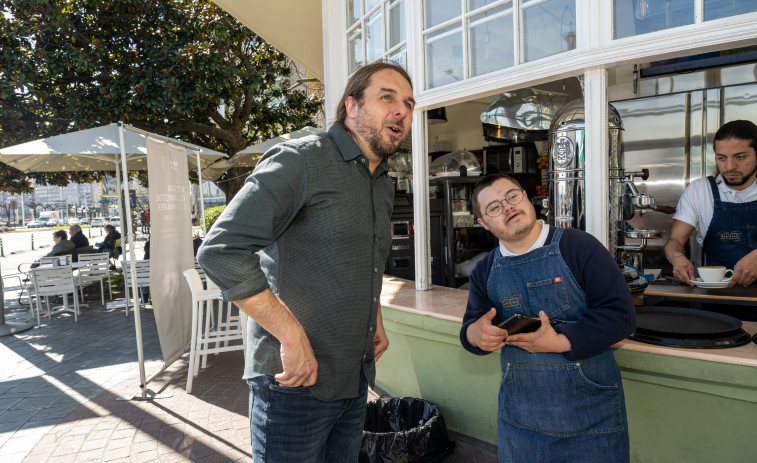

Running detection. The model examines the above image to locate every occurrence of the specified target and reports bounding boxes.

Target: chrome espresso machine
[544,98,666,290]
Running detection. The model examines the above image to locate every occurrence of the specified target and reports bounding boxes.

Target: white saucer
[690,278,731,289]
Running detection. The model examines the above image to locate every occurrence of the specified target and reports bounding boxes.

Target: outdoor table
[27,261,93,311]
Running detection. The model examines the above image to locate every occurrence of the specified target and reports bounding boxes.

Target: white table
[28,261,93,311]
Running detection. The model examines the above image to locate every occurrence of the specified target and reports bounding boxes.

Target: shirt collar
[328,123,390,176]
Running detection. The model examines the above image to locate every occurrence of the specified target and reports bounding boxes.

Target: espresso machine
[545,98,665,289]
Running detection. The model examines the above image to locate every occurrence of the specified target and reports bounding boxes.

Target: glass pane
[704,0,757,21]
[425,22,463,89]
[366,8,384,63]
[469,5,514,77]
[348,27,364,75]
[387,46,408,70]
[347,0,363,27]
[613,0,694,39]
[424,0,461,28]
[366,0,381,13]
[522,0,576,62]
[468,0,502,12]
[387,0,406,49]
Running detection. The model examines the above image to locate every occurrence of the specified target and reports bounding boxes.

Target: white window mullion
[407,0,431,290]
[694,0,704,23]
[513,0,521,65]
[461,0,470,79]
[584,68,609,247]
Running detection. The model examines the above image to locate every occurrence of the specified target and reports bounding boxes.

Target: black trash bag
[360,397,455,463]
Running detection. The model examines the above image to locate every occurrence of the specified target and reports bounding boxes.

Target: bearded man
[665,119,757,287]
[197,60,414,462]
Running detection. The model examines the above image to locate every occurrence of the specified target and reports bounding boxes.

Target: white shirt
[673,174,757,245]
[500,220,550,257]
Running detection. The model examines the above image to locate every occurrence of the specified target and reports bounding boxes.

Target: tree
[0,0,322,201]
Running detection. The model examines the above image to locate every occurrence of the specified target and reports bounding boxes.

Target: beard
[354,116,405,160]
[721,163,757,187]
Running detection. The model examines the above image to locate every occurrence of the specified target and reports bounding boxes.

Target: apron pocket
[500,362,623,437]
[526,278,569,318]
[747,225,757,248]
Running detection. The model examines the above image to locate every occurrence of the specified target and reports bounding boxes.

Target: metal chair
[30,266,81,326]
[122,259,150,315]
[76,253,112,304]
[182,268,246,394]
[74,245,93,262]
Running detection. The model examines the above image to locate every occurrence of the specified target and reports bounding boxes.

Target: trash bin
[360,397,455,463]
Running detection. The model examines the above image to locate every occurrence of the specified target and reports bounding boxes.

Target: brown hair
[53,230,68,240]
[335,60,413,125]
[470,174,523,219]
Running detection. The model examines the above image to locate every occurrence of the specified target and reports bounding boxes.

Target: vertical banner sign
[146,138,194,366]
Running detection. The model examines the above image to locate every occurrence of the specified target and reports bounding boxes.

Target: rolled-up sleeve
[197,145,308,302]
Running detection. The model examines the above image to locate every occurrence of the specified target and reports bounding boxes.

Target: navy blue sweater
[460,227,636,361]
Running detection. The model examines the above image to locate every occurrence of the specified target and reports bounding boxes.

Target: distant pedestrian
[69,224,89,248]
[45,230,75,258]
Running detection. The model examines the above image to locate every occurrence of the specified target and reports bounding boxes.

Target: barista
[664,120,757,287]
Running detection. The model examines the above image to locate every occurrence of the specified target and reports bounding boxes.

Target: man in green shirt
[197,61,415,462]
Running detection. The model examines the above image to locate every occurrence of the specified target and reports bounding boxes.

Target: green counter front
[377,277,757,462]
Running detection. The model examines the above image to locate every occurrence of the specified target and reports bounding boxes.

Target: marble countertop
[380,276,757,368]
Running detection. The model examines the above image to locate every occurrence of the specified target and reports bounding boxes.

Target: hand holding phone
[496,314,542,335]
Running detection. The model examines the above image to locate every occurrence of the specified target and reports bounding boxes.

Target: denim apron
[702,176,757,268]
[487,228,629,463]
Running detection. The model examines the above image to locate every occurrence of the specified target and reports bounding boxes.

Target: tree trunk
[217,166,253,204]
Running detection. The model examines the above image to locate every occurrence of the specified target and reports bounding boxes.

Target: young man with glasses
[198,61,414,462]
[459,174,635,462]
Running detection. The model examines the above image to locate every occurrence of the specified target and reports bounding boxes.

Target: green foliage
[202,205,226,232]
[0,0,322,198]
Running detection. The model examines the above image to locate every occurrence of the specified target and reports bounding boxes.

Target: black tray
[634,306,743,337]
[628,329,752,349]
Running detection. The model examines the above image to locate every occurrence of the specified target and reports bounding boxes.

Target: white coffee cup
[698,266,733,283]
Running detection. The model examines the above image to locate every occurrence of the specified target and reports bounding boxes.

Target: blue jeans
[247,373,368,463]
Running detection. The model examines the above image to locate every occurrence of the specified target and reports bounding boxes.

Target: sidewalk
[1,244,252,463]
[2,243,495,463]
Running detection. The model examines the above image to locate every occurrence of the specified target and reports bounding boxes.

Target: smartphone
[496,314,542,335]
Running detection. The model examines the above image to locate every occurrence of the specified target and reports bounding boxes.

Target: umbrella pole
[116,122,170,401]
[195,150,207,235]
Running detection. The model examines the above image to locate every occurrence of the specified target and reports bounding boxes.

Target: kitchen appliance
[629,306,751,348]
[429,150,481,178]
[546,98,665,277]
[481,88,570,143]
[384,195,445,285]
[482,144,538,175]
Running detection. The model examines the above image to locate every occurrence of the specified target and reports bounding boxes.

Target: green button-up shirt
[197,123,394,402]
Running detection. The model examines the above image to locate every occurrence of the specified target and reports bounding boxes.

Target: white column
[583,68,609,248]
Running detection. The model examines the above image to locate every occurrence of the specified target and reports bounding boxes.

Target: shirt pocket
[526,277,569,318]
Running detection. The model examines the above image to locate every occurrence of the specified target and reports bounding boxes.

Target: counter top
[380,276,757,368]
[643,281,757,305]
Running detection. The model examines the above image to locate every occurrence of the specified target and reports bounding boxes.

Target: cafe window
[521,0,576,62]
[346,0,408,74]
[704,0,757,21]
[469,4,514,77]
[613,0,694,39]
[613,0,756,39]
[422,0,575,89]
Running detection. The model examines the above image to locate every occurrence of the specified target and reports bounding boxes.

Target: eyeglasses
[484,189,524,217]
